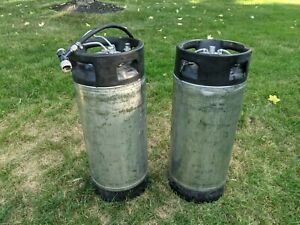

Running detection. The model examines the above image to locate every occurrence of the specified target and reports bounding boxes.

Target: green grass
[0,0,299,224]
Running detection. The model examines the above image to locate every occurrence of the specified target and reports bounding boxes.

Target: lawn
[0,0,299,224]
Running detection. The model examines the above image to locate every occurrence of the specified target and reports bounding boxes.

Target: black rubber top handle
[174,39,252,86]
[69,25,144,87]
[79,24,134,44]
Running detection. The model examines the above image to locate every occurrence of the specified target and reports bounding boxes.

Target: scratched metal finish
[75,79,147,191]
[170,75,246,192]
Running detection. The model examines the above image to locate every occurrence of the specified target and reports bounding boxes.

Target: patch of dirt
[0,121,7,134]
[230,143,246,180]
[40,152,64,168]
[1,109,84,192]
[87,205,110,224]
[147,115,170,150]
[50,1,124,14]
[146,222,159,225]
[12,159,42,192]
[0,141,38,167]
[0,112,16,134]
[67,123,85,156]
[147,199,181,225]
[10,139,73,192]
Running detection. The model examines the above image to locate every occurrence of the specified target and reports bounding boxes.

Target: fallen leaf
[268,95,280,104]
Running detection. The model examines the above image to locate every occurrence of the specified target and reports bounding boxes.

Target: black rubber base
[94,177,148,202]
[169,177,224,203]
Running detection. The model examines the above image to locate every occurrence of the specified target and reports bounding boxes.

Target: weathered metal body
[75,78,147,194]
[56,24,148,201]
[169,76,245,201]
[169,39,252,202]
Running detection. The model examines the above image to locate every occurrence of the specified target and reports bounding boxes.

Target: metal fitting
[60,59,72,73]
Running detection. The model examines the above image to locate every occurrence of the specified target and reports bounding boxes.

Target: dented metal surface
[75,78,147,191]
[169,75,246,192]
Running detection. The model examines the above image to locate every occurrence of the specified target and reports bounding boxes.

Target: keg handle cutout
[180,60,199,81]
[117,60,139,81]
[229,61,249,81]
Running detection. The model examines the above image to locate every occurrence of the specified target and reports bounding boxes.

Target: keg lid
[174,39,252,86]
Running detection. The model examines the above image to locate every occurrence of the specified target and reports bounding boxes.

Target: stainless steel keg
[57,24,148,201]
[169,39,252,202]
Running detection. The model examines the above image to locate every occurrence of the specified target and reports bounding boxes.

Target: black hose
[79,24,134,44]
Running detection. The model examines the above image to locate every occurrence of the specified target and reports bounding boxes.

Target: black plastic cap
[70,36,144,87]
[174,39,252,86]
[93,177,148,202]
[169,177,224,203]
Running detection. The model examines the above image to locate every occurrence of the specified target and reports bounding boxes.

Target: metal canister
[57,24,147,201]
[169,39,252,202]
